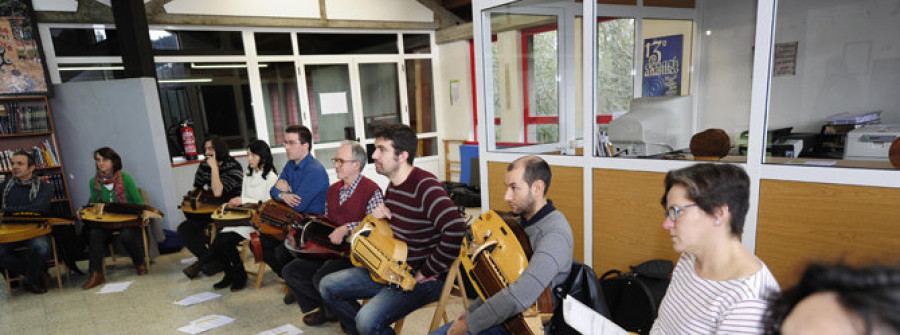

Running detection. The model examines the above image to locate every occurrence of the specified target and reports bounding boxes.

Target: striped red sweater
[385,167,465,279]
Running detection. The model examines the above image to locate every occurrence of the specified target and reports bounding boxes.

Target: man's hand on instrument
[447,311,469,335]
[280,192,301,208]
[371,205,392,219]
[227,197,242,207]
[414,270,437,284]
[329,225,349,245]
[275,179,291,192]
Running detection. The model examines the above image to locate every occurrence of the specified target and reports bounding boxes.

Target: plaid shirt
[326,174,384,232]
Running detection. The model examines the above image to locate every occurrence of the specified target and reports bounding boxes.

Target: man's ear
[397,150,409,163]
[531,179,546,198]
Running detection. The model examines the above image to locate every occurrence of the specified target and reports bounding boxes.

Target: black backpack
[600,259,674,335]
[548,261,608,334]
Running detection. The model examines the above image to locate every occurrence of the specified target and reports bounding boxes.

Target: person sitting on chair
[182,139,278,291]
[177,135,244,276]
[282,140,384,326]
[651,163,780,334]
[268,125,329,300]
[764,262,900,335]
[318,123,466,335]
[0,150,54,294]
[432,155,574,335]
[82,147,150,289]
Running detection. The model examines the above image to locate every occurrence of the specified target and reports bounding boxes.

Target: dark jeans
[0,235,51,285]
[260,234,292,277]
[283,257,353,313]
[86,227,145,273]
[319,267,444,335]
[177,219,212,259]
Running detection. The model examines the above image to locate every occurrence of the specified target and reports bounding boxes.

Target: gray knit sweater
[466,203,574,333]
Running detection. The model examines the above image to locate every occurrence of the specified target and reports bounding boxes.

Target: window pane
[360,63,401,138]
[306,64,353,144]
[488,13,560,148]
[297,33,398,55]
[260,62,301,146]
[595,18,635,156]
[150,30,244,55]
[418,137,438,157]
[766,0,900,169]
[406,59,436,134]
[50,28,120,57]
[313,146,339,172]
[255,33,293,55]
[403,34,431,54]
[156,62,255,155]
[57,63,125,82]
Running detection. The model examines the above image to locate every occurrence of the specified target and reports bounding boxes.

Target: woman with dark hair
[82,147,147,290]
[182,139,277,291]
[651,163,780,334]
[764,263,900,335]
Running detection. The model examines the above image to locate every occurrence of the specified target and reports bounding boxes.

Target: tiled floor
[0,248,466,335]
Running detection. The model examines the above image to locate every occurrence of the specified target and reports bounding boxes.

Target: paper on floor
[563,294,628,335]
[177,314,234,334]
[181,256,198,264]
[97,281,133,294]
[256,323,303,335]
[174,292,222,306]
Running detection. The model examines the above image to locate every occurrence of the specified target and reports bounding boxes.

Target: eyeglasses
[665,203,698,222]
[332,158,358,166]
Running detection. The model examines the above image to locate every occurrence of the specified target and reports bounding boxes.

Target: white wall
[437,40,475,143]
[768,0,900,132]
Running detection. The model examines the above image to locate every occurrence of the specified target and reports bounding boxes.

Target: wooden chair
[239,238,268,289]
[393,258,470,334]
[101,189,155,276]
[3,235,64,294]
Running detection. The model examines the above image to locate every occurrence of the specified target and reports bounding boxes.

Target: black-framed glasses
[665,203,698,222]
[332,158,358,166]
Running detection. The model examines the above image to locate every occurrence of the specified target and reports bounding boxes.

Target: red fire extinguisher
[180,120,199,161]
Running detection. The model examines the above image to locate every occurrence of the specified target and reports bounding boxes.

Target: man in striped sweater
[319,123,466,335]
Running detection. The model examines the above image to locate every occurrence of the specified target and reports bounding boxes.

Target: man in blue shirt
[267,125,329,286]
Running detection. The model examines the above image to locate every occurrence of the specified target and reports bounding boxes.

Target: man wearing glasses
[268,125,330,287]
[282,140,384,327]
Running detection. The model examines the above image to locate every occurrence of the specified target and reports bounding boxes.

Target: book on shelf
[0,145,60,172]
[0,100,51,134]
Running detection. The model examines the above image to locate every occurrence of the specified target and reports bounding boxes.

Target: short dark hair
[206,135,230,160]
[247,140,277,179]
[661,163,749,236]
[764,263,900,335]
[13,150,35,168]
[508,155,552,195]
[373,123,417,165]
[285,125,313,151]
[94,147,123,172]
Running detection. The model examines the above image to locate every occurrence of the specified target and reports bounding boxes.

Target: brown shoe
[303,308,336,326]
[41,271,52,288]
[82,272,106,290]
[135,264,148,276]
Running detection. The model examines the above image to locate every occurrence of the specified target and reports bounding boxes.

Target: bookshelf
[0,96,72,218]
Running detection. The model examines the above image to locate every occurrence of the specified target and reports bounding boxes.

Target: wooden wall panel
[757,180,900,287]
[592,169,679,275]
[487,161,585,261]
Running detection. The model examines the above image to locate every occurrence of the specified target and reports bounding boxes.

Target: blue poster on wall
[642,34,683,97]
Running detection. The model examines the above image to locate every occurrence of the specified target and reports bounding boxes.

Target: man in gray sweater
[433,155,574,335]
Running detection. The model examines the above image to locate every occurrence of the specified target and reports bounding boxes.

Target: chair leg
[4,269,11,294]
[141,223,151,272]
[393,318,406,334]
[255,262,266,289]
[50,236,63,289]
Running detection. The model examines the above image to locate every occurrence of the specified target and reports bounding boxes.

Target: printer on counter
[844,124,900,161]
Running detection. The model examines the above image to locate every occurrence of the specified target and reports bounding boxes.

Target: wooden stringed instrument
[349,215,416,291]
[80,203,164,229]
[460,210,554,335]
[211,203,259,228]
[180,189,227,221]
[252,199,302,241]
[285,214,351,260]
[0,211,52,243]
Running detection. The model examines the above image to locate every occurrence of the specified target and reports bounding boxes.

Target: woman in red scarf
[82,147,147,290]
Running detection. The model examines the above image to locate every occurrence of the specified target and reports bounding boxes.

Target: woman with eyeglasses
[651,163,780,334]
[182,139,277,291]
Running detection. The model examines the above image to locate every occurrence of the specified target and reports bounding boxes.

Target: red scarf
[94,170,126,203]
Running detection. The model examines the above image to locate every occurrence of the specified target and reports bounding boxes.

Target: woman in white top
[182,140,278,291]
[651,163,780,335]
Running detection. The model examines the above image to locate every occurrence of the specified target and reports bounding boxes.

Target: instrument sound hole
[500,226,508,235]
